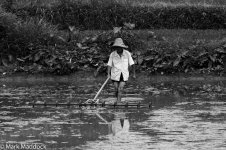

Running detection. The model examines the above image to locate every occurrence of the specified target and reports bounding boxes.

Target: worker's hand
[107,74,111,79]
[132,74,136,79]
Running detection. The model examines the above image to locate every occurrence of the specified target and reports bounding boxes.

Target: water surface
[0,77,226,150]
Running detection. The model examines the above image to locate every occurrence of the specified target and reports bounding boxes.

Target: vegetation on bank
[1,1,226,76]
[1,0,226,30]
[2,0,226,7]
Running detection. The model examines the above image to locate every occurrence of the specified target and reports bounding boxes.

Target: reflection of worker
[108,112,130,136]
[95,112,130,136]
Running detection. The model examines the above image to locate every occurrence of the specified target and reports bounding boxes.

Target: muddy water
[0,77,226,150]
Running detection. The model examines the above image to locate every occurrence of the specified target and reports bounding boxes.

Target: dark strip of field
[1,0,226,30]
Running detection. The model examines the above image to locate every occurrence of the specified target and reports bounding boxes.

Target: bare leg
[113,82,119,99]
[117,81,126,102]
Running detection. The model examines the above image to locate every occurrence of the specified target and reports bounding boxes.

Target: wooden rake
[84,76,110,104]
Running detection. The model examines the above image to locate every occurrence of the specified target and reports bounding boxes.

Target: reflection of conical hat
[112,38,128,48]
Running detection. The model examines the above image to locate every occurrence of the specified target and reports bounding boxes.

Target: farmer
[107,38,136,102]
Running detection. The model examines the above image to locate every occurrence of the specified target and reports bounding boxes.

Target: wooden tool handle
[93,76,110,103]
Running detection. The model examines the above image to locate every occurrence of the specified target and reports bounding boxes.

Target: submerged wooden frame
[30,101,152,109]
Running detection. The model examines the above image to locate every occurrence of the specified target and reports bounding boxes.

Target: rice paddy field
[1,75,226,150]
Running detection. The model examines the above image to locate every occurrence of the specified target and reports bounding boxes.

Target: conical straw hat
[112,38,128,48]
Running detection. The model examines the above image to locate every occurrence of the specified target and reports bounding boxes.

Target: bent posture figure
[107,38,136,102]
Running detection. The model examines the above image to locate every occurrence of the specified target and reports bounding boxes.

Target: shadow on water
[0,76,226,149]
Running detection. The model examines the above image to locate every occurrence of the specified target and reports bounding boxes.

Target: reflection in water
[94,112,130,137]
[0,79,226,149]
[109,113,130,136]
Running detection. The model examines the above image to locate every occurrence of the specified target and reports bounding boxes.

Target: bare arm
[132,64,136,78]
[107,66,111,78]
[107,53,113,78]
[128,51,136,78]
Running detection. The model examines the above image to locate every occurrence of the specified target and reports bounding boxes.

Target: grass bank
[1,0,226,30]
